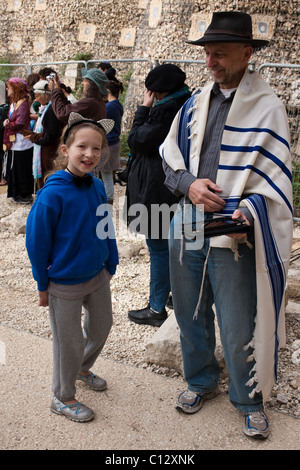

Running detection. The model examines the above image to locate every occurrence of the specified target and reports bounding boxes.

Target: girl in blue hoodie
[26,113,118,422]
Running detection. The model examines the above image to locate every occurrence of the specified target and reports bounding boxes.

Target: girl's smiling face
[61,126,103,177]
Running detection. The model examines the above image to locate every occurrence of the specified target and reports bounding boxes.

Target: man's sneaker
[176,388,219,414]
[77,371,107,391]
[243,411,269,439]
[128,304,167,326]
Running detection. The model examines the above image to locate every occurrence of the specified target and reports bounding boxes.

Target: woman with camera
[24,80,63,189]
[49,69,108,124]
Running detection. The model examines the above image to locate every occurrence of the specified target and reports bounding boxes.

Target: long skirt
[100,141,121,172]
[6,148,34,199]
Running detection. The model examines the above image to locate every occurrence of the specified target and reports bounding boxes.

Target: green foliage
[0,58,12,82]
[292,162,300,214]
[112,69,132,159]
[118,69,133,159]
[68,52,93,62]
[119,68,133,106]
[120,132,130,158]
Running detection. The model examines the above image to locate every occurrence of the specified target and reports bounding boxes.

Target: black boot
[128,304,167,327]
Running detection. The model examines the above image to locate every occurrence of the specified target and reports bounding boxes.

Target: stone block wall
[1,0,299,67]
[1,0,299,134]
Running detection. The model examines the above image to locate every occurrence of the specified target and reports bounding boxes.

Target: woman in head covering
[126,64,191,327]
[3,77,34,204]
[50,69,108,124]
[24,80,64,190]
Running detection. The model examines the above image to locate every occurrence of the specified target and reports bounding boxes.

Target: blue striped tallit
[160,69,293,401]
[246,195,286,379]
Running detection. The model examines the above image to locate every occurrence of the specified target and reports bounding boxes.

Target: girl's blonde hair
[45,121,109,181]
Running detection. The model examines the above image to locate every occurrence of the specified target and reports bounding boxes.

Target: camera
[46,72,56,81]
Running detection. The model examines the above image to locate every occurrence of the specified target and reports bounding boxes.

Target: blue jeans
[169,210,264,413]
[146,238,170,312]
[101,171,114,202]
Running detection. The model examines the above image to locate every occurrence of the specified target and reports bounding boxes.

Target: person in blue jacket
[97,79,124,204]
[26,112,118,423]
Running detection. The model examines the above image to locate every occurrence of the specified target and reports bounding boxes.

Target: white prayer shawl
[160,69,293,401]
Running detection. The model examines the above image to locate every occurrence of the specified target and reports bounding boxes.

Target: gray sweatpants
[48,282,112,401]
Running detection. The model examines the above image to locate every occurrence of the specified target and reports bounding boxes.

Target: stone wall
[1,0,299,68]
[1,0,299,135]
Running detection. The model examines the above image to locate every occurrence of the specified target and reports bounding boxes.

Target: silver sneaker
[243,411,269,439]
[50,397,94,422]
[176,388,219,414]
[77,371,107,391]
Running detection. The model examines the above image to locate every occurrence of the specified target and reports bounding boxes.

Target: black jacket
[126,87,191,237]
[30,104,63,147]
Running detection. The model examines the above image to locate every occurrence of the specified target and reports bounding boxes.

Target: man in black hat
[161,11,293,439]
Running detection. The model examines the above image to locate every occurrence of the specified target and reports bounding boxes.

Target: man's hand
[227,209,250,239]
[188,178,225,212]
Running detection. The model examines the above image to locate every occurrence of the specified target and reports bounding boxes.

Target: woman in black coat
[127,64,191,326]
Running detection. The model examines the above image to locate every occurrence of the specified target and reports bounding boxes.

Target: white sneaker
[243,411,269,439]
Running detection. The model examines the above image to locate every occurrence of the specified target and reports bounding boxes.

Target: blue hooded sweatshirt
[26,170,119,292]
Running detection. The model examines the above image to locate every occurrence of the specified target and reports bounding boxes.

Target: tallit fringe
[179,233,184,265]
[243,339,262,398]
[187,104,197,115]
[193,245,211,320]
[248,384,261,399]
[188,132,197,140]
[243,340,255,351]
[229,238,253,262]
[246,240,253,249]
[246,377,256,387]
[187,118,197,128]
[246,365,261,399]
[179,196,187,265]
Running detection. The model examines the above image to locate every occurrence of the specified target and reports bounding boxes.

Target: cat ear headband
[63,112,114,143]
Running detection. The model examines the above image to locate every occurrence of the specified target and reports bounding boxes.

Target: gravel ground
[0,185,299,420]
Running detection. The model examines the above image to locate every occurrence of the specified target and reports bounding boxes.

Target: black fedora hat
[187,11,269,49]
